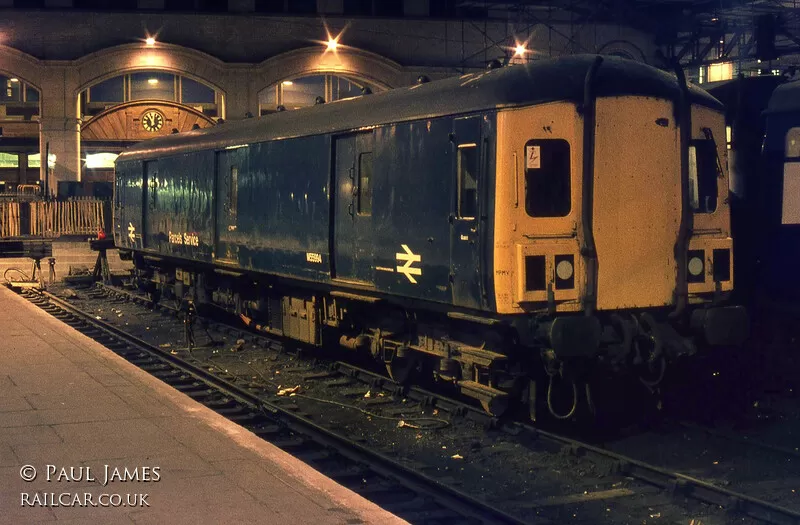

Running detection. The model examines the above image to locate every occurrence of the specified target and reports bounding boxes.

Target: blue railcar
[115,55,746,418]
[705,76,800,316]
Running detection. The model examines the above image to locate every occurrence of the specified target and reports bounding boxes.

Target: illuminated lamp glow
[9,78,18,83]
[145,37,156,46]
[514,45,526,57]
[30,153,57,169]
[147,78,159,85]
[85,153,119,169]
[282,80,293,86]
[326,38,338,51]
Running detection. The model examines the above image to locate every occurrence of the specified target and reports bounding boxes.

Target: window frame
[456,143,479,220]
[357,152,373,216]
[523,138,572,218]
[781,127,800,225]
[688,138,720,214]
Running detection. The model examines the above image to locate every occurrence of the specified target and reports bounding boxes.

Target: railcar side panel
[131,152,216,261]
[332,132,375,284]
[371,119,453,304]
[235,136,331,282]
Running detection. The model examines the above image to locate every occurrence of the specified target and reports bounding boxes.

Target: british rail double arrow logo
[396,244,422,284]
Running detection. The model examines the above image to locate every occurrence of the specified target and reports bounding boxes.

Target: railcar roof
[765,78,800,114]
[118,54,722,162]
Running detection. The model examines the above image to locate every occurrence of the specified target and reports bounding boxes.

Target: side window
[145,160,158,211]
[688,139,719,214]
[782,127,800,224]
[357,152,372,216]
[524,139,570,217]
[457,144,478,219]
[229,166,238,219]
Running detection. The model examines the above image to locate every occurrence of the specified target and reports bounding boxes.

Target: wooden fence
[0,198,106,238]
[0,202,21,237]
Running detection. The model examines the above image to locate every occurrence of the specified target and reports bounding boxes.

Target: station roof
[119,54,720,162]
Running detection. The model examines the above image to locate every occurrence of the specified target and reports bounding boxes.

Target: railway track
[18,282,800,525]
[21,285,524,525]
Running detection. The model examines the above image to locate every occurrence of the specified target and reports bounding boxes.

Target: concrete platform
[0,286,407,525]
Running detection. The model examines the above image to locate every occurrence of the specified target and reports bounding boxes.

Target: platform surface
[0,286,407,525]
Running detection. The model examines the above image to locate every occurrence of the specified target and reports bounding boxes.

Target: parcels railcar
[114,55,747,418]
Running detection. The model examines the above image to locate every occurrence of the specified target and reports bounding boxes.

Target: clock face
[142,111,164,132]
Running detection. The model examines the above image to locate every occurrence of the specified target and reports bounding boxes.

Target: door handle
[348,203,354,216]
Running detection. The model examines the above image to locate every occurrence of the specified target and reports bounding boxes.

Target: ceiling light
[147,78,159,85]
[327,38,338,51]
[282,80,293,86]
[145,37,156,46]
[514,45,526,57]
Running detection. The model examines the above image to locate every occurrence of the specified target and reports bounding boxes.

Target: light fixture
[147,78,159,85]
[514,44,526,57]
[145,37,156,46]
[326,38,338,51]
[9,78,18,83]
[282,80,293,86]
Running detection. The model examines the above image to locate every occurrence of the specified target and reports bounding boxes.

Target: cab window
[457,143,478,219]
[782,127,800,224]
[688,139,719,214]
[524,139,570,217]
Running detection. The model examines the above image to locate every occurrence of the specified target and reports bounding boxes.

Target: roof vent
[486,59,503,70]
[314,96,325,105]
[191,123,200,130]
[361,86,372,95]
[416,75,430,85]
[276,105,286,112]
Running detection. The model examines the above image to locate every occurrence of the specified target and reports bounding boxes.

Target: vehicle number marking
[306,252,323,264]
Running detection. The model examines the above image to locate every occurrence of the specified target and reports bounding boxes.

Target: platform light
[326,38,338,51]
[147,78,159,85]
[9,78,18,83]
[282,80,293,86]
[85,152,119,169]
[145,37,156,46]
[514,45,527,57]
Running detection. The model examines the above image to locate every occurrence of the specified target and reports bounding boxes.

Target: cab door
[450,116,483,308]
[333,132,374,283]
[214,147,247,264]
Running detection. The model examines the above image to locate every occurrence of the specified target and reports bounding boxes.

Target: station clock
[141,110,164,132]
